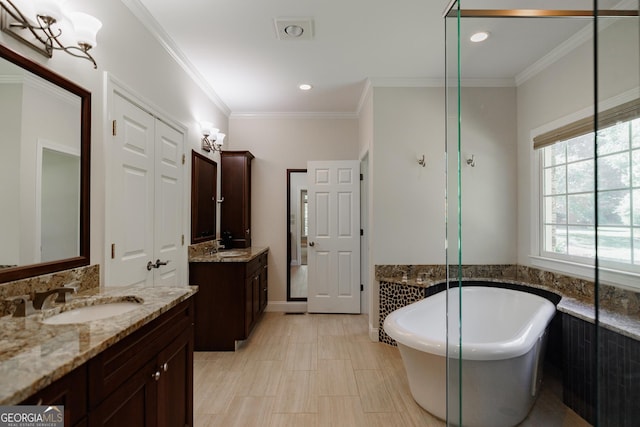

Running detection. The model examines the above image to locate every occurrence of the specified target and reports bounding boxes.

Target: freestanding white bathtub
[383,285,556,427]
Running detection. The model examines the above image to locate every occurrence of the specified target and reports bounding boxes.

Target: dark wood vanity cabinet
[89,298,194,427]
[21,298,194,427]
[190,251,268,351]
[220,151,254,248]
[21,364,88,427]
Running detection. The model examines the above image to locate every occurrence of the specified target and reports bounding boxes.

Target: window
[538,101,640,274]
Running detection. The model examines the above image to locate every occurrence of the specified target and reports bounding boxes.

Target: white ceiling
[130,0,625,115]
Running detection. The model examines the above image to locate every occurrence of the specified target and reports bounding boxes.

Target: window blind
[533,98,640,150]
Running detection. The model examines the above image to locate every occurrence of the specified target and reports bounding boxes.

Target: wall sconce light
[200,121,225,153]
[0,0,102,68]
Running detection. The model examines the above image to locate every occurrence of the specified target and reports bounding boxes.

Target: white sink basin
[42,302,141,325]
[218,250,245,257]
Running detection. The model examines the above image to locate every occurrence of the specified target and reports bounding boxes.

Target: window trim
[529,88,640,291]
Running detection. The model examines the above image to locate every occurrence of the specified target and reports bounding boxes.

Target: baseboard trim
[266,301,307,313]
[369,325,379,342]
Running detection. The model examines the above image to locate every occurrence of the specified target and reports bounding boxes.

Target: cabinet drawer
[88,299,194,407]
[246,256,261,276]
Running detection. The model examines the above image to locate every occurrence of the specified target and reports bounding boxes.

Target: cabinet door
[220,151,253,248]
[244,274,254,337]
[21,366,87,427]
[157,328,194,427]
[89,359,157,427]
[252,272,260,320]
[259,259,268,313]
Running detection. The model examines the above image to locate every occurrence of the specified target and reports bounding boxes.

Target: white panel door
[307,160,360,313]
[108,92,184,287]
[153,120,183,286]
[109,93,155,286]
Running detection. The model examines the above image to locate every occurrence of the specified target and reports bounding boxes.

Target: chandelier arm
[3,1,52,48]
[61,45,97,68]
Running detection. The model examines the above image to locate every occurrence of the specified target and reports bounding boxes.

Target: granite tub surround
[376,264,640,341]
[0,264,100,317]
[188,245,269,263]
[0,283,197,405]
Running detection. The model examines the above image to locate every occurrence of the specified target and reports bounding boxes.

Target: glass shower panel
[444,2,462,425]
[442,4,633,426]
[595,4,640,426]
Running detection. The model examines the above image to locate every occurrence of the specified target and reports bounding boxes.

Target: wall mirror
[286,169,308,301]
[0,43,91,284]
[191,150,217,244]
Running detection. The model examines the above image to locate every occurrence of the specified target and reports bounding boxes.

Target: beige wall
[516,17,640,279]
[0,0,229,284]
[228,117,359,303]
[371,87,449,265]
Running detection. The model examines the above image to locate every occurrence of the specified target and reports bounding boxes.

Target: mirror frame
[191,150,217,244]
[0,43,91,284]
[286,169,307,301]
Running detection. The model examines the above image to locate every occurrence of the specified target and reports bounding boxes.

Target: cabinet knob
[246,229,250,235]
[309,241,315,247]
[153,371,161,381]
[162,362,169,372]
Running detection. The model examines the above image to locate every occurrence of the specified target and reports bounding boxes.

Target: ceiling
[130,0,625,116]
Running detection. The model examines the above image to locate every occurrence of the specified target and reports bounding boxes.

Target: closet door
[153,120,183,286]
[108,92,184,287]
[110,92,156,286]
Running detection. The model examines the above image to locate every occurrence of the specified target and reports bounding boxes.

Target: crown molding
[516,0,636,86]
[368,77,444,87]
[121,0,231,117]
[356,78,373,117]
[230,111,359,119]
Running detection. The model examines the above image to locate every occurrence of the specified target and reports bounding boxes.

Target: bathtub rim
[383,285,557,361]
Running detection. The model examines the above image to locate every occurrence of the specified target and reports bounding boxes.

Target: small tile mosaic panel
[378,281,426,345]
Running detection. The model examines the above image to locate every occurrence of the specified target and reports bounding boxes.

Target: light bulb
[69,12,102,48]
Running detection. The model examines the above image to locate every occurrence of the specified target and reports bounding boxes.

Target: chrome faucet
[204,240,223,255]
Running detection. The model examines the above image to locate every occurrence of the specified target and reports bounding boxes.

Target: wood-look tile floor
[194,312,590,427]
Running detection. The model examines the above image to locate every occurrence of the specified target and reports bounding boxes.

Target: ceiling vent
[274,18,314,40]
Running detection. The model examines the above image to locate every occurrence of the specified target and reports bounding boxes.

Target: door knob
[309,241,315,247]
[154,259,169,268]
[147,259,170,270]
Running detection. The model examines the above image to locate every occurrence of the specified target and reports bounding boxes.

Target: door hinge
[182,234,185,246]
[360,284,364,291]
[360,173,363,181]
[182,154,186,165]
[111,243,115,259]
[112,120,117,136]
[360,229,364,236]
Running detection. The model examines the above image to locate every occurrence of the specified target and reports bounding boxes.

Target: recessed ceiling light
[299,83,312,91]
[470,31,489,43]
[284,25,304,37]
[274,18,314,40]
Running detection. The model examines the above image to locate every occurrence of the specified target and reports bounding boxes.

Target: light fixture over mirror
[0,0,102,68]
[200,121,225,153]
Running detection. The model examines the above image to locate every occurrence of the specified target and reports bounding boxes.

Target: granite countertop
[377,275,640,342]
[0,284,197,405]
[189,246,268,263]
